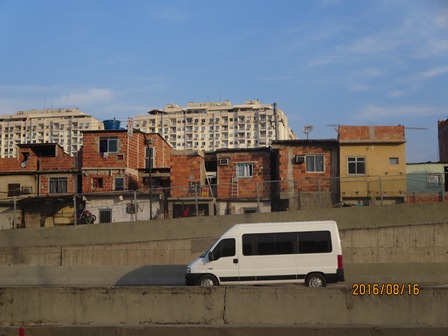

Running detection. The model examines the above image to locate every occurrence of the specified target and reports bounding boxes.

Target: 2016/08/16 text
[352,283,420,296]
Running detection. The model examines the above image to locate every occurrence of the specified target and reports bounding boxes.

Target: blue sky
[0,0,447,162]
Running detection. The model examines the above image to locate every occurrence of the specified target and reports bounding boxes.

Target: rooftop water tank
[103,119,121,130]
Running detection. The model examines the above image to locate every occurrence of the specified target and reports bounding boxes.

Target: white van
[185,221,344,287]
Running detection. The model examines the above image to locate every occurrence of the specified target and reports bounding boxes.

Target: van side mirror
[208,251,215,262]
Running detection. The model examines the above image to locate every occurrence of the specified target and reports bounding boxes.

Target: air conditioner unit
[126,203,136,214]
[145,138,154,145]
[294,155,305,164]
[22,187,32,195]
[219,158,229,166]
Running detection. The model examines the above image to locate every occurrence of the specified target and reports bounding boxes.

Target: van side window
[298,231,332,253]
[243,233,295,256]
[243,231,332,255]
[213,238,236,260]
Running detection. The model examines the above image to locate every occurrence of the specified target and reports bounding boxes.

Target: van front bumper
[185,273,202,286]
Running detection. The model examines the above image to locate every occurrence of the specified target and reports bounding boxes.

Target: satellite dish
[302,125,313,139]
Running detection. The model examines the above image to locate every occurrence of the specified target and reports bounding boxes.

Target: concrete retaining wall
[0,287,446,329]
[1,203,448,266]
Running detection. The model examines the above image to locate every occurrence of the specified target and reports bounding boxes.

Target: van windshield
[199,240,218,258]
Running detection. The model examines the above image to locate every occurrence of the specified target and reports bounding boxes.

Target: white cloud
[147,5,186,22]
[388,90,405,98]
[349,84,371,92]
[261,75,293,82]
[53,88,113,107]
[417,66,448,79]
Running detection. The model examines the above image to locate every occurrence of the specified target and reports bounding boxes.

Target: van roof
[222,220,338,236]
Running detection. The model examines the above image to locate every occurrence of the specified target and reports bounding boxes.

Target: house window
[389,157,399,165]
[427,174,441,189]
[49,177,68,194]
[306,155,324,173]
[145,147,155,168]
[99,209,112,223]
[236,163,254,178]
[8,183,20,197]
[115,177,125,191]
[347,157,365,175]
[99,137,118,153]
[93,178,104,188]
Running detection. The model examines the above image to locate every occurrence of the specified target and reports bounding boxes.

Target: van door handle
[233,259,238,264]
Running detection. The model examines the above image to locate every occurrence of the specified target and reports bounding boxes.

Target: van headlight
[186,267,191,274]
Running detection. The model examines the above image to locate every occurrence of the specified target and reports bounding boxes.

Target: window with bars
[427,174,441,189]
[8,184,20,197]
[99,209,112,223]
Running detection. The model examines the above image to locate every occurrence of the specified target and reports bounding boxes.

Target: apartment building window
[8,183,20,197]
[306,155,324,173]
[145,147,155,169]
[115,177,125,191]
[347,157,366,175]
[236,163,254,178]
[49,177,68,194]
[99,137,118,153]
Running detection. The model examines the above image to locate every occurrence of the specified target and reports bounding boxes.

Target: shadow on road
[115,265,186,286]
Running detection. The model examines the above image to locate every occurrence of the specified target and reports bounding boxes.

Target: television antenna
[302,125,313,139]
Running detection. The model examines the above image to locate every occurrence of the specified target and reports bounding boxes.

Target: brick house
[214,147,273,215]
[0,143,78,229]
[167,150,215,218]
[79,129,172,223]
[271,139,339,210]
[338,125,406,205]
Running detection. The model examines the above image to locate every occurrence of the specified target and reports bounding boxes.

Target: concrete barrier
[1,203,447,268]
[0,286,446,329]
[2,326,448,336]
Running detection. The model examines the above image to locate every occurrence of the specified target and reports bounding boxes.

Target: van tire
[198,275,218,287]
[305,273,327,288]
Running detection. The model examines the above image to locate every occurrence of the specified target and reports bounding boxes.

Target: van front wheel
[305,273,326,288]
[198,275,218,287]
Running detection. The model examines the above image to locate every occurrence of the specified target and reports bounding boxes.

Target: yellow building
[338,125,406,205]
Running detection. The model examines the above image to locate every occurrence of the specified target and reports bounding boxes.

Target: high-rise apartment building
[132,100,297,151]
[0,108,103,158]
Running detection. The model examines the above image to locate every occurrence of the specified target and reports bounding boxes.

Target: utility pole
[143,134,153,220]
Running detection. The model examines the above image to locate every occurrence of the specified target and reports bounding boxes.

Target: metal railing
[0,173,447,229]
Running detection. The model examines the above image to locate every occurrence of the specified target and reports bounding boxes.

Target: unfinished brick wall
[338,125,405,142]
[80,130,172,193]
[275,141,338,193]
[39,175,77,195]
[217,150,271,199]
[170,151,205,197]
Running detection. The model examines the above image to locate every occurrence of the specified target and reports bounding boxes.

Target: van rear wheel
[306,273,326,288]
[198,275,218,287]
